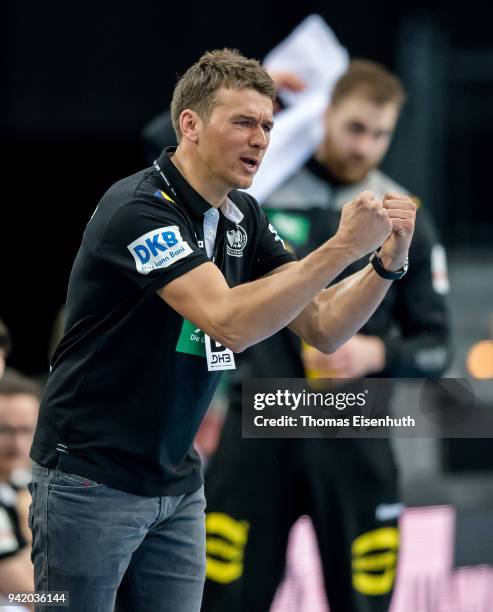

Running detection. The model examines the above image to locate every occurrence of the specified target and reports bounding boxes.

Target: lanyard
[153,159,180,203]
[153,158,201,246]
[153,159,219,260]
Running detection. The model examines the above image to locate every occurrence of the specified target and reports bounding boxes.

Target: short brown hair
[0,370,41,401]
[171,48,276,141]
[331,59,406,109]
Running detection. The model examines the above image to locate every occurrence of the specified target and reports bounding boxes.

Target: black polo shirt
[30,148,295,496]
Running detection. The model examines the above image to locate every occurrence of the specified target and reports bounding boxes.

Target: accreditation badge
[204,334,236,371]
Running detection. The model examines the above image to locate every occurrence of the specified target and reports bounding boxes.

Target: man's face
[196,87,274,192]
[0,394,38,478]
[322,95,400,183]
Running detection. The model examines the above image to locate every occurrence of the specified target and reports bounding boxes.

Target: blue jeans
[29,464,206,612]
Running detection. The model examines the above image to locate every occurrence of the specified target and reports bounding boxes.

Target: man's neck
[171,147,227,209]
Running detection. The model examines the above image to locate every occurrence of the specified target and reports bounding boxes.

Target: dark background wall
[2,1,491,375]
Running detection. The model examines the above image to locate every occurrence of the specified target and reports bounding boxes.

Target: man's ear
[179,109,201,144]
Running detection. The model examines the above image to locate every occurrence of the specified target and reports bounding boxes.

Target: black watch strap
[370,251,408,280]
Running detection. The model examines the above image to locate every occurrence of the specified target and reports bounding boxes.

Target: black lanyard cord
[153,159,180,202]
[153,159,207,250]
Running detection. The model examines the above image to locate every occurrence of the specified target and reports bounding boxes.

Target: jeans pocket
[52,469,102,489]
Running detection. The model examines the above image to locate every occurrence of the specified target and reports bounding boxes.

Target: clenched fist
[379,193,417,270]
[336,191,392,260]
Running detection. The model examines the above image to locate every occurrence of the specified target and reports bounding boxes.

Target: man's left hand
[379,193,416,270]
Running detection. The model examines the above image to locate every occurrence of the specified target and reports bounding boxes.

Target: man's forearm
[301,265,393,353]
[294,198,416,354]
[218,236,357,352]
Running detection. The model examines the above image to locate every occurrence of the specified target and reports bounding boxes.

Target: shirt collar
[220,197,244,224]
[156,147,244,224]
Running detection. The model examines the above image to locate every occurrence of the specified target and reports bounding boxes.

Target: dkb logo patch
[127,225,192,275]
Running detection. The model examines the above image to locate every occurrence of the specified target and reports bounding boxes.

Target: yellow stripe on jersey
[160,190,176,204]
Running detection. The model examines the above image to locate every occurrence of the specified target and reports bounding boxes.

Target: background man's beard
[327,155,374,184]
[334,161,372,183]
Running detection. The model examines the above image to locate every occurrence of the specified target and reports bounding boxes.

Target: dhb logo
[210,341,233,366]
[128,225,192,275]
[205,335,236,371]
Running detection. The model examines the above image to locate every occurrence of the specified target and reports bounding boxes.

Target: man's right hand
[269,71,305,93]
[334,191,392,260]
[268,71,305,113]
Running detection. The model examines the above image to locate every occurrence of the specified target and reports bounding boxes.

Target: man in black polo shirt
[29,49,416,612]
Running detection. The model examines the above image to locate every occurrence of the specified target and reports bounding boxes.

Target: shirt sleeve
[98,196,210,295]
[250,208,296,280]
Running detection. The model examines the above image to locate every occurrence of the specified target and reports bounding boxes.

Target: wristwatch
[369,250,408,280]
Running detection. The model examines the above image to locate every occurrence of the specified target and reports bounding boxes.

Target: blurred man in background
[201,60,451,612]
[0,371,39,601]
